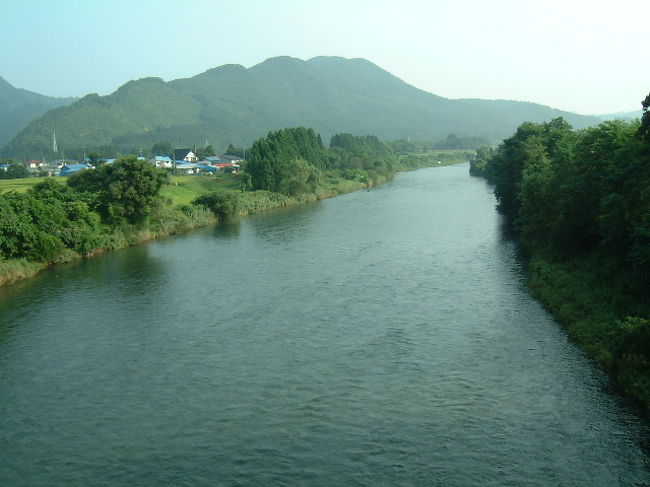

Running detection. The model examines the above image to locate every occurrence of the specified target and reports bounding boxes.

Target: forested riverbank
[0,128,469,286]
[470,100,650,409]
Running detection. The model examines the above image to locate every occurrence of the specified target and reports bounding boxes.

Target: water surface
[1,165,648,486]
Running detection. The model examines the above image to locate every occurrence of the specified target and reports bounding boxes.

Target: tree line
[246,128,401,194]
[470,99,650,407]
[472,115,649,294]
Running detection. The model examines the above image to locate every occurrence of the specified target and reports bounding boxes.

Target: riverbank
[467,115,650,411]
[0,154,468,287]
[526,255,650,411]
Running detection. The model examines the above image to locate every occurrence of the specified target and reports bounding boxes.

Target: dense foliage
[192,191,240,219]
[481,117,649,292]
[0,161,29,179]
[432,133,491,150]
[246,127,326,193]
[246,128,400,194]
[67,156,169,224]
[0,178,102,261]
[472,110,650,407]
[0,156,170,263]
[0,57,599,160]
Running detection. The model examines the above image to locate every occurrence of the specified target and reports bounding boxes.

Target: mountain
[598,110,643,121]
[0,76,75,148]
[1,57,601,159]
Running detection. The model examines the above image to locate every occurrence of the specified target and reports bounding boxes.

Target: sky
[1,0,647,115]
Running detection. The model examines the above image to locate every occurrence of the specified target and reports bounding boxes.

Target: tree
[637,92,650,142]
[151,141,173,157]
[226,144,246,158]
[246,127,328,192]
[68,156,169,224]
[195,145,215,160]
[87,152,104,166]
[0,161,29,180]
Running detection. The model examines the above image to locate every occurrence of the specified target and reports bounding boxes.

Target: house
[150,155,173,168]
[28,160,45,169]
[173,148,198,163]
[196,163,218,173]
[0,163,10,172]
[175,162,198,174]
[220,154,244,163]
[204,156,221,163]
[60,163,92,177]
[215,162,240,173]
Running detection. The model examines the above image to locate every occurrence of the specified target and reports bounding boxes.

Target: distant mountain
[1,57,600,159]
[598,110,643,121]
[0,76,75,148]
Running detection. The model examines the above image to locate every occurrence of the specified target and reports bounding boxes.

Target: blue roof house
[196,163,218,173]
[60,163,92,177]
[150,155,173,168]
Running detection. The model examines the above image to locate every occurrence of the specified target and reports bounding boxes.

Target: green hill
[0,76,75,148]
[1,56,600,159]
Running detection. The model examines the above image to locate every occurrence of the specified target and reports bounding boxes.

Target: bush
[193,191,241,219]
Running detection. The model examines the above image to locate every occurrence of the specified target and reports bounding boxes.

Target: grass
[527,255,650,411]
[161,174,242,206]
[0,177,61,193]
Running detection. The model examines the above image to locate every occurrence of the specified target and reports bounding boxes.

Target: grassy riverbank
[527,256,650,409]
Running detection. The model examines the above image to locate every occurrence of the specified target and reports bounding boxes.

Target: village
[0,147,243,177]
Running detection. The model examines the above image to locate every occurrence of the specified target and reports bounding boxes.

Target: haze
[1,0,646,115]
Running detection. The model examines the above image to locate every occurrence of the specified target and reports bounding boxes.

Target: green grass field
[0,174,241,205]
[0,177,59,193]
[162,174,241,206]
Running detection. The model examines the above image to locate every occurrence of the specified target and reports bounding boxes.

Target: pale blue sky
[1,0,646,114]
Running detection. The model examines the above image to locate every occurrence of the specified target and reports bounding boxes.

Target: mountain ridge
[1,56,601,159]
[0,76,76,148]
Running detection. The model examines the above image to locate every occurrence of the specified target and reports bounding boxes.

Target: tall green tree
[637,92,650,142]
[68,156,169,224]
[246,127,328,192]
[151,141,173,157]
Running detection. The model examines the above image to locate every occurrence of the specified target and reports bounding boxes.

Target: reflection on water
[0,165,648,486]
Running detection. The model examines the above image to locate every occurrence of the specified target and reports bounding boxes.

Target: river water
[1,164,649,486]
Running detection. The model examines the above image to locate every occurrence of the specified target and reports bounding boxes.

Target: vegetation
[0,57,599,160]
[432,133,491,150]
[0,156,212,283]
[0,161,29,179]
[67,157,169,224]
[471,105,650,409]
[1,126,461,286]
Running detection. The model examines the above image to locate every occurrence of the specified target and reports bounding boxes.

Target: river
[1,164,648,486]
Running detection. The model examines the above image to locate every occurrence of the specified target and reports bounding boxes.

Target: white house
[174,148,199,163]
[150,155,173,168]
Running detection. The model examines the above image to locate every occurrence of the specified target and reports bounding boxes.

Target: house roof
[174,148,194,161]
[60,164,92,174]
[196,163,218,172]
[152,155,172,162]
[220,154,243,162]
